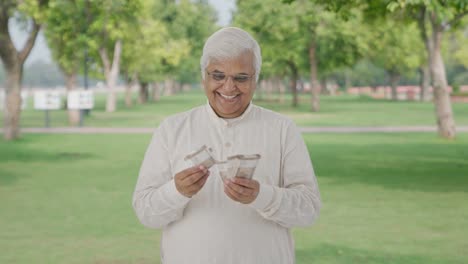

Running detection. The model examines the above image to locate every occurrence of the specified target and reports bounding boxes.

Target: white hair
[200,27,262,82]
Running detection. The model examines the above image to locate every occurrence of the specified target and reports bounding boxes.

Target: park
[1,0,468,264]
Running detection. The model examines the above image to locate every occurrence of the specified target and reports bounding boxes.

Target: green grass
[1,133,467,263]
[5,89,468,128]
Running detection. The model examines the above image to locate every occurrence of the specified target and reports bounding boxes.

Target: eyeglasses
[206,71,255,86]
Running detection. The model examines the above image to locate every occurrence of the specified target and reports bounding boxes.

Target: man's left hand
[223,177,259,204]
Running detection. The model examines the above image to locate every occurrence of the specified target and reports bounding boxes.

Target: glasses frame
[206,71,256,86]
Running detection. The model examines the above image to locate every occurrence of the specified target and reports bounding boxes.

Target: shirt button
[225,142,231,147]
[226,123,232,128]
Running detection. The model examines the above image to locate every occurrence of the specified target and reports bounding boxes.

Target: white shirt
[133,103,321,264]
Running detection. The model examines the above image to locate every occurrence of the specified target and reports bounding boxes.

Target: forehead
[206,51,255,73]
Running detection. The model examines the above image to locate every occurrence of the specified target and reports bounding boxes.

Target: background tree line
[1,0,467,140]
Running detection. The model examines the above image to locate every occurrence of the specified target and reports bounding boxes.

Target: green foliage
[119,0,217,84]
[366,19,423,77]
[153,0,218,83]
[234,0,367,79]
[17,0,50,23]
[235,0,307,78]
[85,0,143,72]
[44,0,87,75]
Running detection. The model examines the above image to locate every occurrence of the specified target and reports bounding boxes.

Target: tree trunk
[3,65,22,139]
[288,62,298,107]
[344,69,351,91]
[266,78,273,101]
[182,83,191,92]
[257,79,265,101]
[174,82,181,93]
[320,79,327,95]
[124,73,136,108]
[278,78,286,103]
[64,72,80,126]
[309,41,320,112]
[139,82,149,104]
[417,8,433,102]
[124,81,133,108]
[0,15,40,140]
[430,26,456,139]
[99,40,122,113]
[164,78,174,96]
[389,71,400,101]
[152,82,160,102]
[419,64,431,101]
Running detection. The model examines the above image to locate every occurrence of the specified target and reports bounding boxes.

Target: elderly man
[133,27,321,264]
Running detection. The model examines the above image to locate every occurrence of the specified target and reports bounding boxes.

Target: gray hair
[200,27,262,82]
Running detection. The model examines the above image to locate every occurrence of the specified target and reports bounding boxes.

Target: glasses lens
[233,75,250,83]
[211,73,225,81]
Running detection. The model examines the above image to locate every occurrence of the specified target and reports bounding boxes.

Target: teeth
[219,93,237,99]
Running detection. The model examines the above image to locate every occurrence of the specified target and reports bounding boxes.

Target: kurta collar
[205,101,253,127]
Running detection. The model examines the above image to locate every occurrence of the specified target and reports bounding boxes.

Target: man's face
[202,52,256,119]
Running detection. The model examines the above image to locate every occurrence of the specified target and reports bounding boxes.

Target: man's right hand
[174,165,210,198]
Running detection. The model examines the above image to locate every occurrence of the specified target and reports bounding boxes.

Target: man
[133,27,321,264]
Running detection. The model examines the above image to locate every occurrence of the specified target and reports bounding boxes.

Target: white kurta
[133,103,321,264]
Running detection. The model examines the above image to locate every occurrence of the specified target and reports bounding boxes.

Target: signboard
[67,90,94,110]
[1,90,29,110]
[34,90,62,110]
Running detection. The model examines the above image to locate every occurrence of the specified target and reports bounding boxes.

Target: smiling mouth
[217,92,240,100]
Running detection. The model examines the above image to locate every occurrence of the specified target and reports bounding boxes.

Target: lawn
[1,133,467,264]
[5,89,468,128]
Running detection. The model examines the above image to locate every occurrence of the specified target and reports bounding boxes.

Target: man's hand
[175,165,210,198]
[223,177,259,204]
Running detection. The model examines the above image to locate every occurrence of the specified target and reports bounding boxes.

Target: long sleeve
[132,123,191,229]
[249,121,321,228]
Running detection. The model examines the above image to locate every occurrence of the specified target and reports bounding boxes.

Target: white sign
[0,90,28,110]
[21,91,28,109]
[68,90,94,110]
[34,90,62,110]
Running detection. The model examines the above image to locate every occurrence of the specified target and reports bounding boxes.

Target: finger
[182,169,209,185]
[177,165,206,180]
[195,171,210,188]
[225,179,254,197]
[224,183,242,201]
[226,179,255,196]
[232,177,257,189]
[188,173,209,193]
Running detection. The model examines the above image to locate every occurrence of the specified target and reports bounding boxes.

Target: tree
[86,0,142,112]
[307,0,468,138]
[150,0,217,95]
[367,19,422,100]
[299,3,367,110]
[235,0,366,109]
[377,0,468,138]
[44,0,87,125]
[164,0,217,86]
[120,0,192,104]
[0,0,49,140]
[235,0,308,107]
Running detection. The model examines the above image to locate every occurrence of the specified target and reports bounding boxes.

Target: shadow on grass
[0,168,18,185]
[0,145,94,163]
[309,138,468,193]
[0,138,95,186]
[296,243,459,264]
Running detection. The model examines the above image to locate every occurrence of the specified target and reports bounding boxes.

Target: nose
[222,76,236,90]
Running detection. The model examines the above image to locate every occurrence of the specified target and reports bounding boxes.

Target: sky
[9,0,235,66]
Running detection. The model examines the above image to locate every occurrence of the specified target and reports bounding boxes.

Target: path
[8,126,468,134]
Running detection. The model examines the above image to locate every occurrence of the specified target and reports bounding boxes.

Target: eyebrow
[211,70,250,76]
